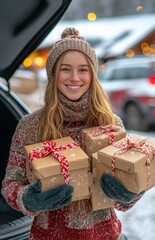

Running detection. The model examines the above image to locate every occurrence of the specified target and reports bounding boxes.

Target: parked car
[0,0,72,239]
[98,55,155,131]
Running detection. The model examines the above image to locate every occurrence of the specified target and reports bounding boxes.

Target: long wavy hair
[37,51,115,142]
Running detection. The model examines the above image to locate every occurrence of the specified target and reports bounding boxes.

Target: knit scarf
[58,91,91,146]
[58,90,90,122]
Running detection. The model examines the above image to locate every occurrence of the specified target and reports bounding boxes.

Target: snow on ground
[116,187,155,240]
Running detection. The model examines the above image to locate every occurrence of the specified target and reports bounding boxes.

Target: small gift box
[97,134,155,193]
[90,182,114,211]
[24,136,90,201]
[82,124,126,159]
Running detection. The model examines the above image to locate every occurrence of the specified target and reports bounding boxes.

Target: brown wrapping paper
[24,136,90,201]
[90,181,114,211]
[92,152,98,177]
[95,160,155,193]
[97,134,155,193]
[82,125,126,158]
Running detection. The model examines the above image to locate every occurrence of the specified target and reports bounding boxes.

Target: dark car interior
[0,97,24,224]
[0,0,72,238]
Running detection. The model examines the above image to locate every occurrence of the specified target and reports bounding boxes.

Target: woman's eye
[61,67,70,72]
[80,68,89,72]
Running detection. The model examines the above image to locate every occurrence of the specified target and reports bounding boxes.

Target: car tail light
[148,75,155,84]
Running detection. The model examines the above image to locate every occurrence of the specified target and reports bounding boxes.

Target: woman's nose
[71,70,80,81]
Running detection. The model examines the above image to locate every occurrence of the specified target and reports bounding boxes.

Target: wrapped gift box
[92,152,98,177]
[24,136,90,201]
[82,125,126,159]
[90,181,114,211]
[97,134,155,193]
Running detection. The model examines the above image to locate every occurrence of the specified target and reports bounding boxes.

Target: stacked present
[88,133,155,211]
[24,125,126,207]
[82,124,126,167]
[24,125,155,211]
[82,124,126,210]
[90,180,115,211]
[24,136,90,202]
[96,134,155,194]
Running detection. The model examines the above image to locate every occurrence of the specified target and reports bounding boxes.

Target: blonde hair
[37,51,115,142]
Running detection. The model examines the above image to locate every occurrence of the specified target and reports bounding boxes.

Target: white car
[99,55,155,131]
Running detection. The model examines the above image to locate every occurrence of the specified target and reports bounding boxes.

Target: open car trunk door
[0,0,72,82]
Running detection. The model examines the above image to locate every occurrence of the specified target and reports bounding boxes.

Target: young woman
[1,27,143,240]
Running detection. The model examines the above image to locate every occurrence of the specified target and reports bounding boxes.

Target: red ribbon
[29,140,79,184]
[90,124,124,144]
[111,137,155,187]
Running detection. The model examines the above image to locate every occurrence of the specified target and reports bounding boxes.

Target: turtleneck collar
[58,90,90,122]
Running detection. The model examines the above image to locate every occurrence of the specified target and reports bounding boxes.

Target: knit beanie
[46,27,98,81]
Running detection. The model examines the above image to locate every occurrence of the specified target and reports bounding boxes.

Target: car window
[150,64,155,75]
[112,67,149,80]
[98,68,114,81]
[131,67,150,78]
[99,65,150,82]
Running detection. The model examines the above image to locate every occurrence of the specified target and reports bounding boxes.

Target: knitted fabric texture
[58,90,90,122]
[23,181,74,212]
[46,27,98,81]
[58,90,91,146]
[1,110,138,240]
[100,173,144,205]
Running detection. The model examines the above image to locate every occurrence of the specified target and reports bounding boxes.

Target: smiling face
[57,51,92,101]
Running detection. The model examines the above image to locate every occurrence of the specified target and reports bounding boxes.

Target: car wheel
[124,103,148,131]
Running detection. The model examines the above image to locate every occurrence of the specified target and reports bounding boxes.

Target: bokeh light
[34,56,46,68]
[136,5,143,11]
[87,12,97,21]
[140,42,155,55]
[23,57,32,67]
[125,49,135,58]
[150,44,155,54]
[141,42,149,50]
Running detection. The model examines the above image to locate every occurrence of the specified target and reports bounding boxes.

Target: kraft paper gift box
[24,136,90,201]
[92,152,98,178]
[97,134,155,194]
[90,182,114,211]
[81,125,126,160]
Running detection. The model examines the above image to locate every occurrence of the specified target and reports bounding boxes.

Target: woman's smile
[57,51,91,100]
[65,84,82,89]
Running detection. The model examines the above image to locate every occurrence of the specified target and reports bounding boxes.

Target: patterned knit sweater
[1,93,141,240]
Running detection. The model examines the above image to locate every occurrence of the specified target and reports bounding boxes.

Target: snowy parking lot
[117,130,155,240]
[117,187,155,240]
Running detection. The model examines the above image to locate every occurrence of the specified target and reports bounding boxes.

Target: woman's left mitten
[100,173,144,205]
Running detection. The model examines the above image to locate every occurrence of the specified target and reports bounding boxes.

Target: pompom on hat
[46,27,98,81]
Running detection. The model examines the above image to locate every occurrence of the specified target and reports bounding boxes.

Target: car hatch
[0,0,72,83]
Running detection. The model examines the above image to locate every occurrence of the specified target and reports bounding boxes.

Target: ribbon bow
[111,136,155,187]
[91,124,124,144]
[29,140,79,184]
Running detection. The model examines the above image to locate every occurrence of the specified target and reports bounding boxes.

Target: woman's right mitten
[23,180,74,212]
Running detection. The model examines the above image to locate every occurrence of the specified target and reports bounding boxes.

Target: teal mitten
[100,173,144,205]
[23,180,74,212]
